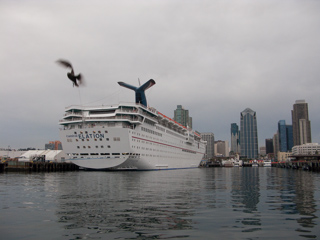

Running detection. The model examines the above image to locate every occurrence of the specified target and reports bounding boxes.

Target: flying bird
[56,59,83,87]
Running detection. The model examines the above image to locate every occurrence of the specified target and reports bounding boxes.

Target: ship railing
[116,108,158,123]
[64,112,83,117]
[60,115,143,123]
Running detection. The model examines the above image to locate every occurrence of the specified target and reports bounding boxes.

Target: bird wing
[56,59,73,70]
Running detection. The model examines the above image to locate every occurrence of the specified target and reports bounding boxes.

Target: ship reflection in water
[1,168,320,239]
[56,170,200,239]
[55,168,319,239]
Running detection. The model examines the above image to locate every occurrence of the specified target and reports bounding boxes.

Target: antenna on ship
[118,79,156,107]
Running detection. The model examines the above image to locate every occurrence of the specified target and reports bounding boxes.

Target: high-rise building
[260,146,266,156]
[278,120,293,152]
[240,108,258,159]
[265,138,274,154]
[200,132,215,159]
[291,100,312,146]
[174,105,192,128]
[230,123,240,154]
[273,133,279,159]
[214,140,229,157]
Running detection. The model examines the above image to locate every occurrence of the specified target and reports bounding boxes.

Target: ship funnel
[118,79,156,106]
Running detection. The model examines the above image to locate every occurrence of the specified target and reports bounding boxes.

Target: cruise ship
[59,79,206,170]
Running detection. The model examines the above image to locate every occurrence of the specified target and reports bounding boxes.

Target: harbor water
[1,167,320,239]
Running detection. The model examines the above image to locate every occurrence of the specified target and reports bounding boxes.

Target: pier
[276,160,320,171]
[1,161,79,172]
[275,154,320,172]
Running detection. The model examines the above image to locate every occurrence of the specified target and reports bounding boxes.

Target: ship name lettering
[78,133,104,139]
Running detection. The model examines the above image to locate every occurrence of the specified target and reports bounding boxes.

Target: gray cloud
[1,0,320,149]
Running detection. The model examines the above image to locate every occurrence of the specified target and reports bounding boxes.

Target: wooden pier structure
[276,154,320,172]
[1,161,79,172]
[276,160,320,171]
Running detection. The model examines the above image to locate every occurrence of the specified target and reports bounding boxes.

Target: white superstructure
[59,80,206,170]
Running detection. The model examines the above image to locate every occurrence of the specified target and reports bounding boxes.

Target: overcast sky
[1,0,320,149]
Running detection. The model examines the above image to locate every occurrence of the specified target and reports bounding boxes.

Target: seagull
[56,59,83,87]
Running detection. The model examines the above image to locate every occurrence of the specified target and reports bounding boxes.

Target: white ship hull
[59,103,206,170]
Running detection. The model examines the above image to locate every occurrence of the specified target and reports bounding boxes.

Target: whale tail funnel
[118,79,156,106]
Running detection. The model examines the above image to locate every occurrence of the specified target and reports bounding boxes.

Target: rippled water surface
[1,167,320,239]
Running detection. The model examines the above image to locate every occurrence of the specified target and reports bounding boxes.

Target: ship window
[96,146,98,148]
[90,153,99,155]
[74,132,77,134]
[112,153,120,155]
[88,146,91,148]
[80,153,89,156]
[101,146,104,148]
[77,146,80,149]
[83,146,86,148]
[94,139,97,141]
[100,139,102,141]
[113,137,120,141]
[101,153,110,155]
[105,130,108,133]
[108,145,110,148]
[85,131,88,134]
[106,138,109,141]
[98,131,101,133]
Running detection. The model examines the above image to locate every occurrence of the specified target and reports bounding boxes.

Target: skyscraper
[273,133,279,159]
[174,105,192,128]
[291,100,312,146]
[214,140,229,157]
[230,123,240,154]
[240,108,258,159]
[200,132,215,159]
[265,138,274,154]
[278,120,293,152]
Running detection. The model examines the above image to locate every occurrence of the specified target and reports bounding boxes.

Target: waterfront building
[291,100,312,146]
[0,150,26,159]
[292,143,320,155]
[45,141,63,150]
[18,150,65,162]
[214,140,229,157]
[278,120,293,152]
[240,108,258,159]
[273,133,279,159]
[174,105,192,128]
[265,138,274,154]
[230,123,240,154]
[260,146,266,156]
[200,132,215,160]
[277,151,291,162]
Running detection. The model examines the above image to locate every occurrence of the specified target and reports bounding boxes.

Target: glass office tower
[278,120,293,152]
[174,105,192,128]
[230,123,240,154]
[240,108,258,159]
